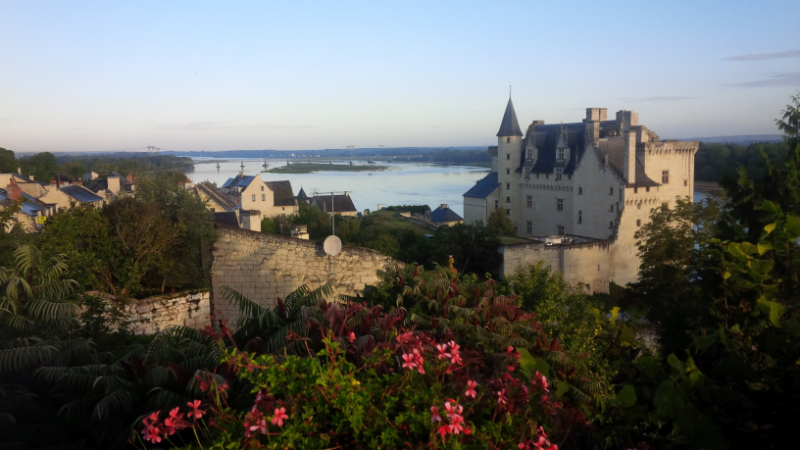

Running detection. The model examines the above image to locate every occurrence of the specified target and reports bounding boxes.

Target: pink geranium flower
[187,400,205,420]
[465,380,478,398]
[271,407,288,426]
[430,406,442,422]
[348,332,356,343]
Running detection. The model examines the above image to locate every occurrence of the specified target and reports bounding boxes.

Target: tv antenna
[346,145,355,157]
[147,145,161,156]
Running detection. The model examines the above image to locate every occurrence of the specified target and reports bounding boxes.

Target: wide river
[184,158,710,217]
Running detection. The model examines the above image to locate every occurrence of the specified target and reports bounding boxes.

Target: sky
[1,0,799,153]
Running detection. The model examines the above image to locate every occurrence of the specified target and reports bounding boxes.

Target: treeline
[0,147,192,183]
[695,140,789,182]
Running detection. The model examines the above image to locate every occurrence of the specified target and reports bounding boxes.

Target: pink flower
[465,380,478,398]
[401,352,418,370]
[348,332,356,343]
[436,343,451,360]
[443,401,463,421]
[448,341,463,365]
[535,371,549,392]
[430,406,442,422]
[187,400,205,420]
[142,425,162,443]
[449,414,470,435]
[496,389,508,405]
[271,407,288,427]
[437,425,450,437]
[250,418,267,434]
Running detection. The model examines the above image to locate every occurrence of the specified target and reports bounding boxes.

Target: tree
[0,147,15,173]
[428,222,501,275]
[21,152,58,183]
[486,207,516,236]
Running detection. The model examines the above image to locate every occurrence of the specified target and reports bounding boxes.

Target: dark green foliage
[19,151,58,183]
[486,207,516,236]
[427,222,501,275]
[383,204,431,215]
[0,147,15,173]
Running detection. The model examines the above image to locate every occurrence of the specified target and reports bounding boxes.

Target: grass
[267,164,389,174]
[361,210,433,236]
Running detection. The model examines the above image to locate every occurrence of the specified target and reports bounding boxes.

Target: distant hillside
[683,134,784,145]
[160,147,488,159]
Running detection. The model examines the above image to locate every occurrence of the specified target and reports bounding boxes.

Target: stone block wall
[210,226,403,323]
[124,291,211,334]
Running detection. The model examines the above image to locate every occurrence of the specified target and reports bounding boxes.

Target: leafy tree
[0,147,15,173]
[486,207,516,236]
[20,151,58,183]
[261,216,279,234]
[428,222,501,275]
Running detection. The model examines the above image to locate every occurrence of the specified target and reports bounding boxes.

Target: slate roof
[296,187,309,200]
[87,176,134,194]
[463,172,499,198]
[221,178,235,188]
[235,175,255,188]
[524,123,587,175]
[430,206,463,223]
[497,98,523,137]
[0,189,54,217]
[265,181,296,207]
[60,185,104,203]
[213,211,239,227]
[312,194,357,213]
[196,181,235,212]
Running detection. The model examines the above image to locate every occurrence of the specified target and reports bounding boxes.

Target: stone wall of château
[210,226,403,323]
[500,239,614,293]
[122,291,211,334]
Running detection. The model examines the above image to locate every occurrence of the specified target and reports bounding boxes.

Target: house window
[557,198,563,211]
[557,225,564,235]
[526,195,532,207]
[495,200,498,210]
[251,195,256,202]
[578,211,582,224]
[210,208,215,212]
[506,169,510,175]
[555,168,562,180]
[557,148,565,160]
[506,209,511,216]
[262,194,266,201]
[636,219,641,226]
[646,186,650,192]
[526,221,532,233]
[634,187,638,193]
[261,186,264,191]
[506,153,510,160]
[609,187,613,195]
[578,186,583,195]
[662,170,669,184]
[506,183,510,189]
[527,148,533,160]
[506,196,511,203]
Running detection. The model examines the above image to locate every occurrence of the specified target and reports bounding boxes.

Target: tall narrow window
[557,225,565,235]
[578,187,583,195]
[609,221,614,229]
[525,168,530,178]
[557,148,565,160]
[636,219,641,227]
[506,209,511,216]
[609,187,613,195]
[684,179,688,186]
[555,168,563,181]
[526,195,532,207]
[495,200,498,210]
[251,195,256,202]
[506,183,510,189]
[506,153,510,160]
[609,204,614,212]
[526,221,532,233]
[506,196,511,203]
[557,198,564,211]
[506,169,510,174]
[578,211,582,224]
[527,148,533,159]
[506,137,510,143]
[262,194,266,201]
[662,170,669,184]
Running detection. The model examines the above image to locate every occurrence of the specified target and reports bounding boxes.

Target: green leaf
[554,380,570,399]
[763,223,777,235]
[694,334,718,350]
[757,243,774,255]
[618,384,637,408]
[757,298,785,327]
[667,353,685,373]
[654,380,684,418]
[518,348,549,379]
[610,306,621,322]
[748,259,774,275]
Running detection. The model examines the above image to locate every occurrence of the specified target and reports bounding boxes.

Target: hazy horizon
[2,0,799,153]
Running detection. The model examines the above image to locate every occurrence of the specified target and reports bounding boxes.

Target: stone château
[463,98,698,291]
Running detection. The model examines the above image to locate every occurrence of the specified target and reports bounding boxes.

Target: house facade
[463,98,698,290]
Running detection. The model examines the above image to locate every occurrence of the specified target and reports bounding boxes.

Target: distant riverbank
[266,163,389,174]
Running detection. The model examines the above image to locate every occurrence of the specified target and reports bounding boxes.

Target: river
[184,158,710,217]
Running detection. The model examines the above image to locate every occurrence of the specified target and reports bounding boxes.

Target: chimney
[377,203,382,210]
[441,204,448,209]
[624,130,637,185]
[29,175,34,181]
[74,180,83,186]
[17,167,22,175]
[126,173,134,183]
[7,179,21,201]
[107,176,121,194]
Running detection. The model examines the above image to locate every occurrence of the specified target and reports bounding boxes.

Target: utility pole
[313,191,350,236]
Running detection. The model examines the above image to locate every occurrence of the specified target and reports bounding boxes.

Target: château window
[506,183,510,189]
[636,219,641,227]
[506,209,511,216]
[526,195,532,207]
[506,137,510,143]
[506,196,511,203]
[684,179,688,186]
[506,153,510,160]
[262,194,266,201]
[609,221,614,229]
[662,170,669,184]
[557,198,563,211]
[506,169,510,175]
[609,204,614,212]
[495,200,498,210]
[609,187,613,195]
[578,187,583,195]
[557,225,564,235]
[251,195,256,202]
[527,148,533,160]
[578,211,582,224]
[526,221,532,234]
[634,187,638,194]
[555,168,563,181]
[525,168,530,178]
[662,202,668,210]
[637,203,641,209]
[646,186,650,192]
[557,148,565,160]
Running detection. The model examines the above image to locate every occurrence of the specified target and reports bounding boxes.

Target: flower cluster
[140,401,206,444]
[518,426,558,450]
[431,399,472,438]
[244,390,290,438]
[401,349,426,374]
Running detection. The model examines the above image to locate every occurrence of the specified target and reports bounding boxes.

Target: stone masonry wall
[123,291,211,335]
[210,226,403,323]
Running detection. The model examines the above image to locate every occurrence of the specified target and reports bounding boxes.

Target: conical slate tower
[496,98,523,137]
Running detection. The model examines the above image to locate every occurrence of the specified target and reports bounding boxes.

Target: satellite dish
[323,235,342,256]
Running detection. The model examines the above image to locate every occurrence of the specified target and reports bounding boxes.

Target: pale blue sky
[1,0,799,153]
